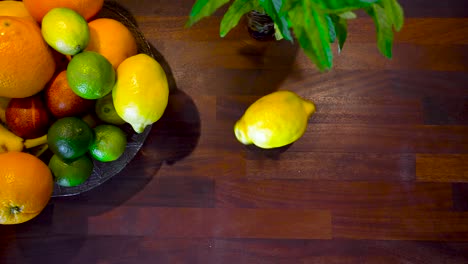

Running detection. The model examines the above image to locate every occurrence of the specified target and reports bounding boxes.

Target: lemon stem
[24,134,47,149]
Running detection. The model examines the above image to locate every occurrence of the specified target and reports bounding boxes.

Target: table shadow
[232,23,300,96]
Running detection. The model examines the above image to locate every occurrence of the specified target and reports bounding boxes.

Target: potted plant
[186,0,404,71]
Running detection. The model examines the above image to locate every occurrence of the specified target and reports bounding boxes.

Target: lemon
[112,54,169,133]
[234,90,315,149]
[41,8,89,55]
[67,51,115,99]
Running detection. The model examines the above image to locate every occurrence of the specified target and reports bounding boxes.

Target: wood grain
[1,0,468,263]
[416,154,468,182]
[244,152,416,180]
[333,210,468,241]
[83,207,332,239]
[216,179,453,210]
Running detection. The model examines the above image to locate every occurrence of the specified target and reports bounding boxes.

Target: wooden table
[2,0,468,263]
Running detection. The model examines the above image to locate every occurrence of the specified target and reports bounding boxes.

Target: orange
[0,152,53,225]
[23,0,104,23]
[85,18,138,69]
[0,1,34,21]
[0,16,56,98]
[45,70,95,118]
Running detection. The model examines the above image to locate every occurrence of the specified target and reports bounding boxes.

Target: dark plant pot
[246,10,275,41]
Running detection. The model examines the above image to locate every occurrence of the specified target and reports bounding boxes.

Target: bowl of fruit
[0,0,169,220]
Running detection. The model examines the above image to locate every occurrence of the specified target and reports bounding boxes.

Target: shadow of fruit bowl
[1,2,201,263]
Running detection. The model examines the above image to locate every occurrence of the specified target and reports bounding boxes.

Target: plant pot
[246,10,275,41]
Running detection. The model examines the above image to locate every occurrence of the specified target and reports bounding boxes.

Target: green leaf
[220,0,256,37]
[259,0,293,41]
[339,11,357,19]
[381,0,404,31]
[274,23,284,40]
[330,14,348,52]
[280,0,301,14]
[186,0,231,27]
[289,1,333,71]
[366,3,394,58]
[326,15,336,43]
[312,0,379,13]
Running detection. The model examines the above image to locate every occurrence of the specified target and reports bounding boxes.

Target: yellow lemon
[234,90,315,149]
[41,7,89,55]
[112,54,169,133]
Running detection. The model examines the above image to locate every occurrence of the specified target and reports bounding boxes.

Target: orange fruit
[45,70,95,118]
[85,18,138,69]
[0,16,56,98]
[0,1,34,21]
[0,152,53,225]
[23,0,104,23]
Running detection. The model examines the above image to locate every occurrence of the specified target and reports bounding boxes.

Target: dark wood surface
[2,0,468,263]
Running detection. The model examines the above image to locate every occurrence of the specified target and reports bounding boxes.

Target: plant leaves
[326,15,336,43]
[280,0,301,15]
[274,23,284,40]
[312,0,379,13]
[339,11,357,19]
[330,14,348,52]
[381,0,404,31]
[289,1,332,71]
[220,0,256,37]
[366,3,394,58]
[259,0,293,41]
[186,0,231,27]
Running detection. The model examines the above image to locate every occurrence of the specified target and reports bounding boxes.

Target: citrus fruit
[0,96,11,124]
[5,93,51,139]
[23,0,103,23]
[45,70,95,118]
[47,117,94,160]
[89,124,127,162]
[85,18,138,69]
[41,7,90,55]
[67,51,116,99]
[95,94,126,125]
[0,1,34,21]
[0,16,56,98]
[234,90,316,149]
[0,151,53,225]
[113,54,169,133]
[48,154,93,187]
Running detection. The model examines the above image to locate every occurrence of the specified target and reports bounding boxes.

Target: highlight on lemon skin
[112,53,169,134]
[234,90,316,149]
[41,7,90,56]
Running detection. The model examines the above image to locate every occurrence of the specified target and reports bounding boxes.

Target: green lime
[47,117,94,161]
[41,8,89,55]
[49,154,94,187]
[95,94,126,125]
[89,124,127,162]
[67,51,116,100]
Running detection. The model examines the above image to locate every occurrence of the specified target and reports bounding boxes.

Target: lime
[67,51,116,99]
[89,124,127,162]
[47,117,94,160]
[234,90,315,149]
[113,54,169,133]
[95,93,126,125]
[49,154,93,187]
[41,8,89,55]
